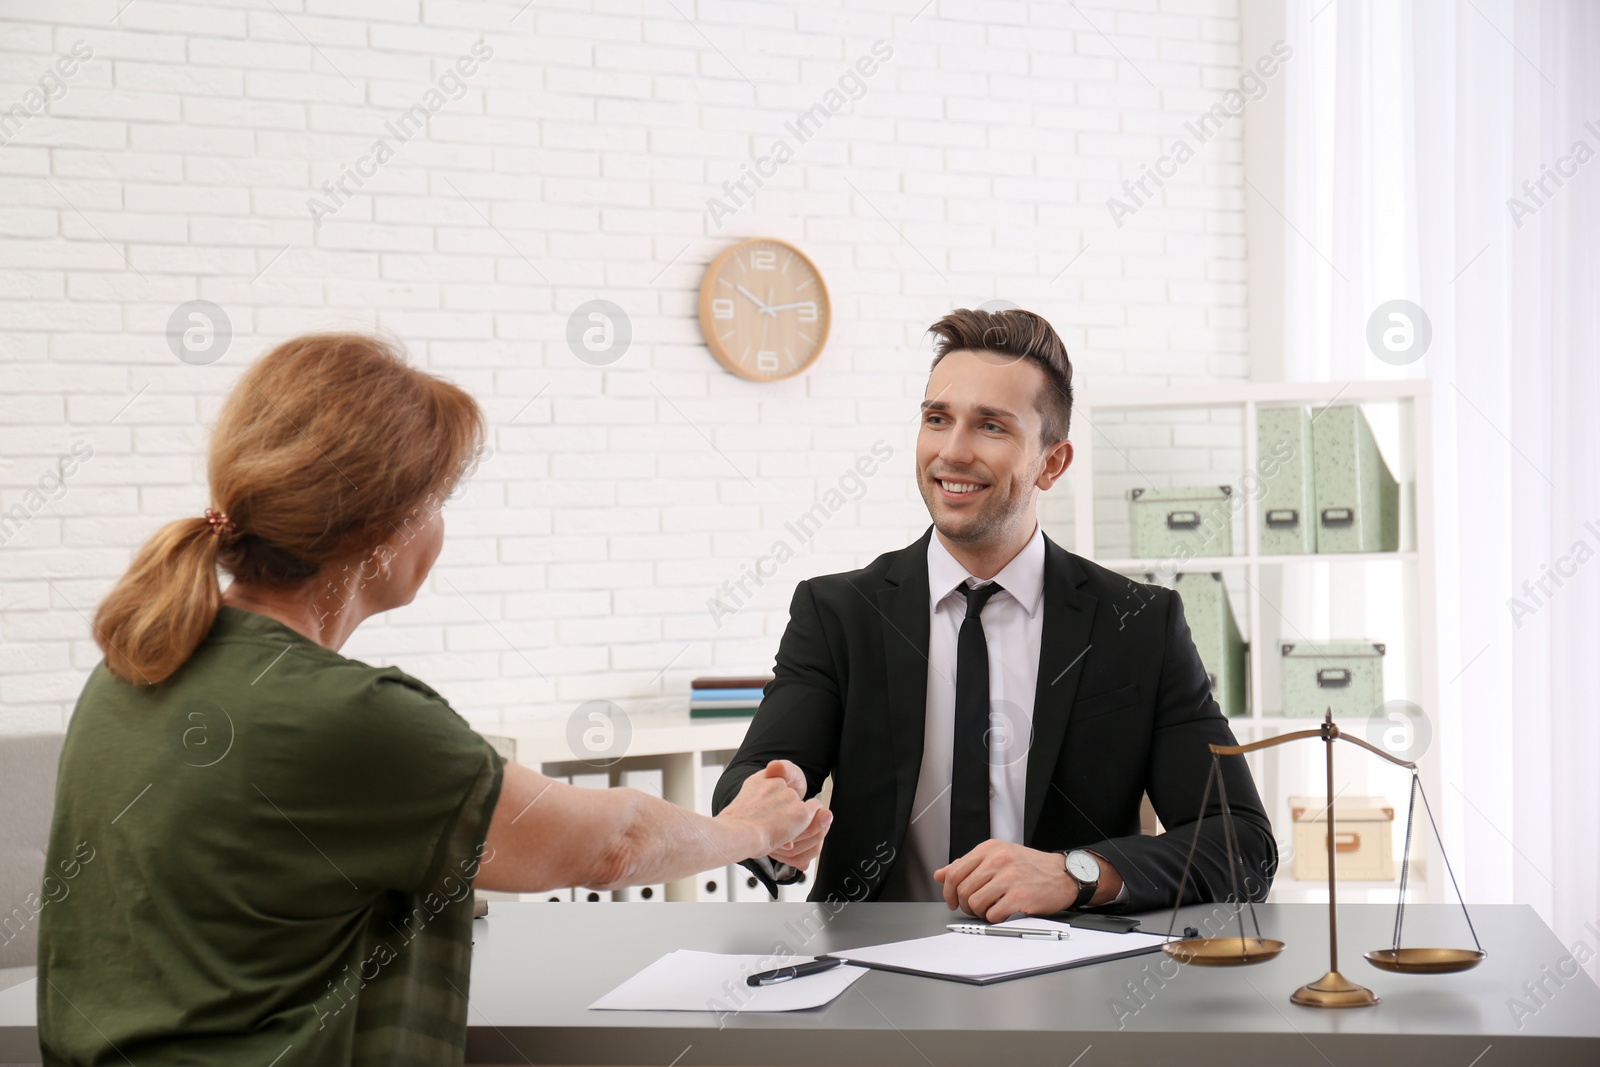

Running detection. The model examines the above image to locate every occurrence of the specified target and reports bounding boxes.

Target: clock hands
[733,284,771,314]
[735,283,813,318]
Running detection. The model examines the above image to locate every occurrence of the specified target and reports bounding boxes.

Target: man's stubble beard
[918,462,1036,548]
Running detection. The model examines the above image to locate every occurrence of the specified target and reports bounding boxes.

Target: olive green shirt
[38,606,506,1066]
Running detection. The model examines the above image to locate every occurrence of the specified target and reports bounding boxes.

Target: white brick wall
[0,0,1252,736]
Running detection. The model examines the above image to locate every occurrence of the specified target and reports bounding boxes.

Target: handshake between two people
[715,758,834,869]
[715,758,1124,921]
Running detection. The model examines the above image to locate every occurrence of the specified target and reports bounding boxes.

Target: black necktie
[950,580,1005,862]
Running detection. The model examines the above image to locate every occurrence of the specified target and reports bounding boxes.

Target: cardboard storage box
[1257,406,1317,555]
[1311,405,1400,553]
[1280,640,1386,718]
[1289,795,1396,881]
[1129,486,1234,560]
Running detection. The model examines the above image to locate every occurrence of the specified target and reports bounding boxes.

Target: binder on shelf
[1258,405,1317,555]
[620,883,664,902]
[568,772,617,903]
[531,776,574,903]
[732,864,771,902]
[1168,572,1248,718]
[695,867,730,903]
[696,759,732,902]
[619,768,667,902]
[621,767,665,797]
[697,757,723,814]
[1310,405,1400,553]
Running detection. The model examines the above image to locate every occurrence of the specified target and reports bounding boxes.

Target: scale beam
[1208,724,1417,770]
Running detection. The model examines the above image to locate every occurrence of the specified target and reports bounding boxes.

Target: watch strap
[1072,875,1097,909]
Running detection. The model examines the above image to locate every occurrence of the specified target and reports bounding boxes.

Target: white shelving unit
[1067,379,1441,905]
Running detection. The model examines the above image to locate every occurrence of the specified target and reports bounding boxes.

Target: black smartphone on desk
[1046,910,1143,934]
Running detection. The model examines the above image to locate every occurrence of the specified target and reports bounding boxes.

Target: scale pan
[1364,948,1485,973]
[1163,937,1285,966]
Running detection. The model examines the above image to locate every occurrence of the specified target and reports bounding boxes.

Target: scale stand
[1162,709,1486,1007]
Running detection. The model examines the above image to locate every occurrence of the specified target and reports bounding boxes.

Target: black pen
[746,958,844,986]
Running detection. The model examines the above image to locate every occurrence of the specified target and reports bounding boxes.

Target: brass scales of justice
[1160,709,1486,1008]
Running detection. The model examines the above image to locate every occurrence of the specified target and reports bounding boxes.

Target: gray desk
[3,902,1598,1065]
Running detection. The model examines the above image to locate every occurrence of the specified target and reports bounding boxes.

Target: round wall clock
[697,237,831,381]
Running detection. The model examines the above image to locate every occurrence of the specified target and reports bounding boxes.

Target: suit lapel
[873,527,933,845]
[1023,535,1099,843]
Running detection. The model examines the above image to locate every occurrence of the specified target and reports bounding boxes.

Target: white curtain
[1281,0,1600,976]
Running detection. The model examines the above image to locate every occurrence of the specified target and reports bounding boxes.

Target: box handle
[1321,506,1354,526]
[1327,831,1361,853]
[1265,508,1299,528]
[1316,667,1351,687]
[1166,510,1201,529]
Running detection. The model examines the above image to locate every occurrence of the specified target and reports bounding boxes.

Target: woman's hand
[716,760,821,859]
[481,760,822,893]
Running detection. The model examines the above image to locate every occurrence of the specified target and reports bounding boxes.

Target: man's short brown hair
[926,308,1074,444]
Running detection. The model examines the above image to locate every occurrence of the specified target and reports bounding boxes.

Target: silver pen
[947,923,1069,940]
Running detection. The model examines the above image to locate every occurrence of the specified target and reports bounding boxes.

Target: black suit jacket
[712,526,1277,912]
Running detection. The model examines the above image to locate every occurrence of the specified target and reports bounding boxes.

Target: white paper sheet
[827,918,1177,982]
[589,950,866,1012]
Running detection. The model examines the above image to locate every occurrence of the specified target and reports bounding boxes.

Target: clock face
[697,238,831,381]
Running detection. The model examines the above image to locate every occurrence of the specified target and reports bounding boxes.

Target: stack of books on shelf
[689,676,772,719]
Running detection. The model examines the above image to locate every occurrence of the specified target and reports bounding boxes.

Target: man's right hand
[766,805,832,868]
[716,761,818,860]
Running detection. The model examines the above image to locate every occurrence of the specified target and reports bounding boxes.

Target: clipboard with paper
[820,918,1180,985]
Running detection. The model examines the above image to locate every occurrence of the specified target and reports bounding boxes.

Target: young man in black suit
[713,308,1276,919]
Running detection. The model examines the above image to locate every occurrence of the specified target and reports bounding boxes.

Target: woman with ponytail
[37,334,819,1066]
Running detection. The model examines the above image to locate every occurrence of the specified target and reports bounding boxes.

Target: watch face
[1065,850,1099,882]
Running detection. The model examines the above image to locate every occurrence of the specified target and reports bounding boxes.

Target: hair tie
[203,507,238,543]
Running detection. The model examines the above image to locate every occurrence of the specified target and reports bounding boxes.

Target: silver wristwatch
[1062,849,1101,909]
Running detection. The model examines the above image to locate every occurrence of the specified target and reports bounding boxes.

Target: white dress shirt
[892,523,1045,901]
[889,522,1128,907]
